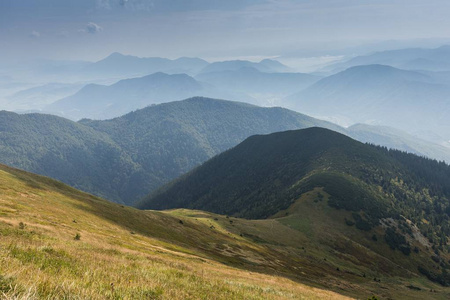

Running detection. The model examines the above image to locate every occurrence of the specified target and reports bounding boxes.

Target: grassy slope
[1,164,448,299]
[0,163,350,299]
[171,189,450,300]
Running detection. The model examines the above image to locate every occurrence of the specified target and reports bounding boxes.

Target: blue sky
[1,0,450,62]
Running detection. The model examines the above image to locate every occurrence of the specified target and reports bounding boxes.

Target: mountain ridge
[196,66,320,103]
[199,59,291,74]
[326,45,450,72]
[46,73,232,120]
[84,52,209,77]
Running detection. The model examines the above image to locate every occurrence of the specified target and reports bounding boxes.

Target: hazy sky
[2,0,450,63]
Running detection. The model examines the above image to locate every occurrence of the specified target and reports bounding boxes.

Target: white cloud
[29,30,40,38]
[86,22,103,34]
[57,30,70,38]
[95,0,160,12]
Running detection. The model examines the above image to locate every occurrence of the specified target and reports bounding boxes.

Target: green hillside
[141,127,450,288]
[0,111,142,203]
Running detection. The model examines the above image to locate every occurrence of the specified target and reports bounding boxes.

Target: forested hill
[0,98,341,205]
[81,97,341,159]
[79,97,342,199]
[141,127,450,284]
[0,110,142,203]
[141,127,378,216]
[140,128,450,277]
[140,127,450,219]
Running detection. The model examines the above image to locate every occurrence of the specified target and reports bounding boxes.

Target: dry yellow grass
[0,164,352,299]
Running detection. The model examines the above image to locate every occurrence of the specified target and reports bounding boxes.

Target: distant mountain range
[83,52,210,77]
[326,45,450,72]
[2,54,296,113]
[199,59,291,74]
[85,54,290,78]
[1,52,291,83]
[45,72,240,120]
[7,48,450,146]
[196,67,320,105]
[1,97,449,206]
[286,64,450,143]
[45,64,314,120]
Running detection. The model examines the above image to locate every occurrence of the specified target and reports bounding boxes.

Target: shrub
[345,218,355,226]
[352,213,372,231]
[384,227,410,255]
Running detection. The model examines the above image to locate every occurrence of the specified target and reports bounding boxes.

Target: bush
[345,218,355,226]
[384,227,410,255]
[352,213,372,231]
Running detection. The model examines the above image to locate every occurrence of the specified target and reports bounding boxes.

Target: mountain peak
[346,64,397,72]
[336,64,429,81]
[104,52,127,60]
[259,58,291,72]
[259,58,284,65]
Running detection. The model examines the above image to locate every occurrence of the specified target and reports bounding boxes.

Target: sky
[1,0,450,63]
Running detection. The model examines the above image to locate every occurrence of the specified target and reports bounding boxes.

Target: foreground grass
[0,164,350,299]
